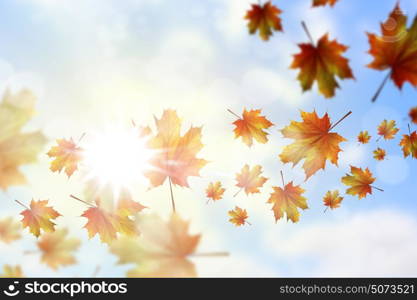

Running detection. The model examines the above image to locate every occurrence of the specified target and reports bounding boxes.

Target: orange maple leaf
[110,214,201,277]
[0,217,21,243]
[409,107,417,124]
[47,138,83,177]
[373,148,386,161]
[279,111,348,180]
[245,1,283,41]
[230,108,273,147]
[228,206,250,226]
[358,131,371,144]
[400,131,417,159]
[341,166,377,199]
[377,120,399,140]
[291,30,354,98]
[1,265,24,278]
[312,0,338,7]
[367,4,417,101]
[145,110,207,188]
[19,199,61,237]
[235,164,268,196]
[37,228,80,270]
[323,190,343,210]
[206,181,225,202]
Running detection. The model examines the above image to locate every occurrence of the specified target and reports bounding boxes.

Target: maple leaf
[37,228,80,270]
[312,0,338,7]
[110,214,201,277]
[373,148,386,161]
[235,164,268,196]
[323,190,343,210]
[47,138,83,177]
[367,4,417,101]
[377,120,399,140]
[206,181,225,202]
[291,28,354,98]
[19,199,61,237]
[145,110,207,188]
[358,131,371,144]
[228,206,250,226]
[1,265,24,278]
[279,110,348,180]
[0,89,47,190]
[409,107,417,124]
[267,182,308,223]
[245,1,283,41]
[399,131,417,159]
[341,166,377,199]
[230,108,273,147]
[0,217,21,243]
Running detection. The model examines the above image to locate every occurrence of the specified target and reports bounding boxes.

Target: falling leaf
[37,228,80,270]
[400,131,417,159]
[1,265,24,278]
[228,206,249,226]
[409,107,417,124]
[245,1,283,41]
[206,181,225,202]
[323,190,343,210]
[267,182,308,223]
[47,138,83,177]
[235,164,268,195]
[0,217,21,243]
[312,0,338,7]
[341,166,376,199]
[377,120,399,140]
[358,131,371,144]
[110,214,201,277]
[231,108,273,147]
[367,4,417,98]
[279,111,347,180]
[145,109,207,188]
[373,148,386,161]
[19,199,61,237]
[0,89,47,190]
[291,32,354,98]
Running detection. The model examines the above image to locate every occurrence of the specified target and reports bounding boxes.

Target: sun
[83,126,153,194]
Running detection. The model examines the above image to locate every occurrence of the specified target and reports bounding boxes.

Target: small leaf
[1,265,24,278]
[47,138,83,177]
[312,0,339,7]
[206,181,225,202]
[232,108,273,147]
[409,107,417,125]
[235,164,268,195]
[377,120,399,140]
[373,148,386,161]
[341,166,376,199]
[399,131,417,159]
[358,131,371,144]
[245,1,283,41]
[323,190,343,210]
[228,206,249,226]
[20,199,61,237]
[0,217,21,243]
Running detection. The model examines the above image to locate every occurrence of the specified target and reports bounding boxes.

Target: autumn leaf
[145,109,207,188]
[291,24,354,98]
[37,228,80,270]
[358,131,371,144]
[367,4,417,101]
[409,107,417,124]
[373,148,386,161]
[110,214,201,277]
[206,181,225,202]
[323,190,343,210]
[47,138,83,177]
[1,265,24,278]
[245,1,283,41]
[279,110,348,180]
[235,164,268,196]
[19,199,61,237]
[312,0,338,7]
[400,131,417,159]
[0,89,47,190]
[341,166,379,199]
[228,206,250,226]
[230,108,273,147]
[377,120,399,140]
[0,217,21,243]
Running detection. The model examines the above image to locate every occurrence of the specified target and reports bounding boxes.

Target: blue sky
[0,0,417,277]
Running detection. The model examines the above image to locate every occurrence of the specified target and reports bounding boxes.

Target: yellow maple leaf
[47,138,83,177]
[1,265,24,278]
[400,131,417,159]
[206,181,225,202]
[323,190,343,210]
[357,131,371,144]
[377,120,399,140]
[0,217,21,243]
[373,148,386,161]
[19,199,61,237]
[228,206,250,226]
[341,166,378,199]
[235,164,268,196]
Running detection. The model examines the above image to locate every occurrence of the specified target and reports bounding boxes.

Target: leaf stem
[329,111,352,131]
[371,72,391,102]
[78,132,86,143]
[408,124,411,135]
[227,109,241,120]
[15,199,29,210]
[280,170,285,187]
[70,194,95,207]
[371,185,384,192]
[246,221,252,226]
[324,207,329,213]
[233,188,243,198]
[191,252,230,257]
[168,177,176,213]
[301,21,315,45]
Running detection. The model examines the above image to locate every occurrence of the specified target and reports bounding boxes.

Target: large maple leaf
[145,110,207,188]
[235,164,268,196]
[279,111,348,180]
[291,31,354,98]
[367,4,417,101]
[245,1,283,41]
[341,166,378,199]
[19,199,61,237]
[110,214,201,277]
[37,228,80,270]
[47,138,83,177]
[0,217,21,243]
[0,89,47,190]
